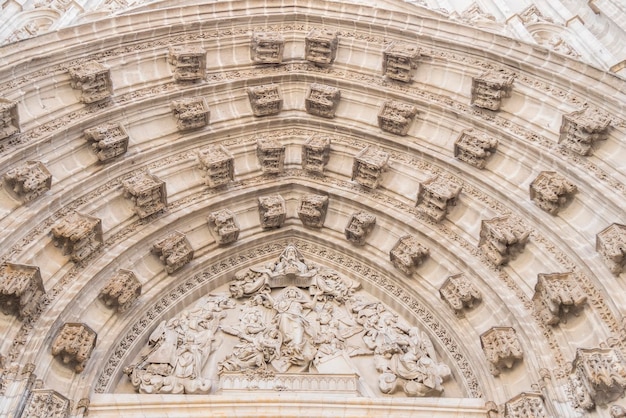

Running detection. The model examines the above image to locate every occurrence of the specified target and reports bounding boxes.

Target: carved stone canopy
[382,42,420,82]
[0,98,20,140]
[596,223,626,275]
[559,108,611,156]
[251,32,284,64]
[84,122,129,162]
[50,212,103,263]
[305,28,338,65]
[533,272,586,325]
[0,262,45,318]
[197,144,235,188]
[570,347,626,410]
[247,84,283,116]
[99,269,141,313]
[168,45,206,81]
[480,326,523,376]
[68,60,113,104]
[3,160,52,203]
[302,134,331,173]
[529,171,577,215]
[51,323,97,373]
[170,97,210,130]
[151,231,194,274]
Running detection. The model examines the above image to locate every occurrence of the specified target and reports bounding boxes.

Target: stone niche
[21,389,70,418]
[0,262,45,319]
[247,84,283,116]
[197,144,234,188]
[529,171,577,215]
[51,212,103,263]
[382,42,420,82]
[297,194,329,228]
[152,231,194,274]
[122,172,167,219]
[454,128,498,169]
[439,273,481,318]
[305,83,341,118]
[250,32,284,64]
[84,122,129,162]
[504,392,548,418]
[68,60,113,104]
[302,134,331,174]
[99,269,141,313]
[533,272,586,326]
[0,98,20,140]
[416,176,462,222]
[168,45,206,81]
[570,347,626,410]
[390,235,430,275]
[470,70,514,111]
[378,100,418,136]
[170,97,210,130]
[480,327,523,376]
[305,28,338,65]
[3,160,52,203]
[207,209,240,245]
[352,146,389,189]
[256,136,285,174]
[51,322,97,373]
[344,210,376,245]
[596,223,626,275]
[559,107,611,156]
[258,194,286,229]
[479,216,531,266]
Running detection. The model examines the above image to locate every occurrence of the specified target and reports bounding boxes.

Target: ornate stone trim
[352,146,389,189]
[258,194,286,229]
[377,100,418,136]
[479,217,531,266]
[21,389,70,418]
[344,211,376,246]
[559,108,611,156]
[596,223,626,275]
[439,273,481,318]
[50,212,103,263]
[454,129,498,169]
[122,172,167,219]
[416,176,462,222]
[305,83,341,118]
[390,235,430,275]
[504,392,548,418]
[533,272,586,326]
[256,136,285,174]
[569,347,626,410]
[297,194,328,228]
[471,70,514,111]
[302,134,331,174]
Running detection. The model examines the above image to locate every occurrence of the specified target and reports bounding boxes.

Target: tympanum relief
[124,244,452,398]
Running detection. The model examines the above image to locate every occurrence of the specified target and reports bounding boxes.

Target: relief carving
[21,389,70,418]
[68,61,113,104]
[258,194,286,229]
[454,128,498,169]
[297,194,328,228]
[377,100,418,136]
[559,108,611,156]
[247,84,283,116]
[168,45,206,81]
[170,97,210,130]
[479,216,531,266]
[256,136,285,174]
[352,146,389,189]
[305,28,338,65]
[51,323,97,373]
[251,32,284,64]
[152,231,194,274]
[305,83,341,118]
[382,42,420,82]
[207,209,240,245]
[480,327,523,376]
[390,235,430,275]
[302,134,331,174]
[51,212,103,262]
[596,224,626,275]
[530,171,577,215]
[471,70,514,111]
[0,98,20,140]
[0,262,44,319]
[122,172,167,219]
[99,269,141,313]
[84,122,129,162]
[533,272,586,325]
[569,347,626,410]
[344,211,376,246]
[197,144,234,188]
[416,176,462,222]
[504,392,548,418]
[439,273,481,318]
[3,161,52,202]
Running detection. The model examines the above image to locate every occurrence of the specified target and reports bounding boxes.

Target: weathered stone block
[305,83,340,118]
[297,194,328,228]
[208,209,240,245]
[530,171,577,215]
[99,269,141,313]
[559,108,611,156]
[479,216,531,266]
[533,272,586,325]
[197,144,234,187]
[251,32,284,64]
[0,98,19,140]
[344,211,376,245]
[68,60,113,104]
[302,134,331,173]
[122,172,167,219]
[247,84,282,116]
[596,223,626,275]
[390,235,429,275]
[3,161,52,202]
[352,146,389,189]
[171,97,210,130]
[51,212,103,262]
[258,194,286,229]
[471,70,514,111]
[84,122,129,162]
[305,28,338,65]
[168,45,206,81]
[480,327,523,376]
[51,323,97,373]
[0,262,44,318]
[378,100,418,136]
[152,231,194,274]
[439,273,481,317]
[416,176,462,222]
[256,136,285,174]
[454,129,498,169]
[382,42,420,82]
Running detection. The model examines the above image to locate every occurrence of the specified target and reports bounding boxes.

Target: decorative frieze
[21,389,70,418]
[378,100,418,136]
[0,262,44,318]
[84,122,129,162]
[51,212,103,262]
[0,98,19,140]
[122,172,167,219]
[504,392,548,418]
[305,28,338,65]
[197,144,234,188]
[416,176,462,222]
[596,223,626,275]
[439,273,481,317]
[344,211,376,245]
[480,327,523,376]
[533,272,587,325]
[471,70,514,111]
[570,347,626,410]
[247,84,282,116]
[207,209,240,245]
[3,161,52,202]
[390,235,430,275]
[168,45,206,81]
[256,136,285,174]
[479,216,531,266]
[51,323,97,373]
[382,42,420,82]
[352,146,389,189]
[250,32,284,64]
[170,97,210,130]
[152,231,194,274]
[99,269,141,313]
[302,134,331,174]
[559,108,611,156]
[258,194,286,229]
[454,128,498,169]
[530,171,577,215]
[305,83,341,118]
[68,60,113,104]
[297,194,328,228]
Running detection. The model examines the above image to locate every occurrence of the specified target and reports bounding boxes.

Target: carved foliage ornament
[382,42,420,82]
[207,209,240,245]
[471,70,514,111]
[247,84,283,116]
[416,176,462,222]
[479,216,531,266]
[168,45,206,81]
[99,269,141,313]
[0,98,20,140]
[84,122,129,162]
[454,129,498,169]
[305,28,338,65]
[559,108,611,156]
[51,212,103,263]
[122,172,167,219]
[3,160,52,203]
[51,323,97,373]
[197,144,234,188]
[152,231,194,274]
[170,97,210,130]
[529,171,577,215]
[378,100,418,136]
[305,83,341,118]
[533,272,586,326]
[302,134,331,174]
[570,347,626,410]
[251,32,284,64]
[352,146,389,189]
[439,273,481,317]
[390,235,430,275]
[68,60,113,104]
[0,262,44,319]
[596,223,626,275]
[480,327,523,376]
